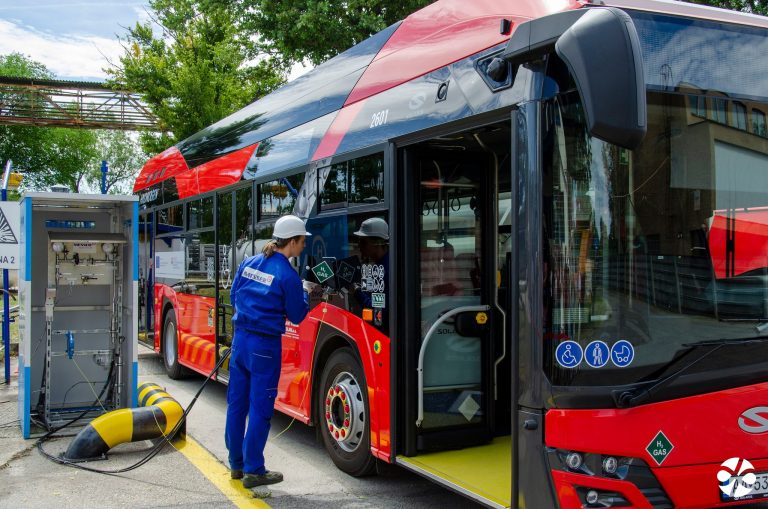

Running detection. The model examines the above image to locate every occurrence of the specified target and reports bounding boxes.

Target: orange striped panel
[179,333,216,373]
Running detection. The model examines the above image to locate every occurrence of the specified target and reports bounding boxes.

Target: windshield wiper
[614,335,768,408]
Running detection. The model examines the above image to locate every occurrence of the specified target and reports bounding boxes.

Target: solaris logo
[718,457,756,498]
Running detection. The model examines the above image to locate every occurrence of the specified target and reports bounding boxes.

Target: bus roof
[134,0,584,194]
[134,0,768,197]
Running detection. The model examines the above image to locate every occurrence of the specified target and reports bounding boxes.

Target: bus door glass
[138,210,154,347]
[411,130,502,449]
[216,185,253,380]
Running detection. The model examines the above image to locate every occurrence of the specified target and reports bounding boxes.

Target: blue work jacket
[230,252,309,337]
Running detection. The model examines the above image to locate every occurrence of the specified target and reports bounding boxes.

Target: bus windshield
[542,13,768,388]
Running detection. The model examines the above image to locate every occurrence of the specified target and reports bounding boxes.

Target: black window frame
[316,148,387,216]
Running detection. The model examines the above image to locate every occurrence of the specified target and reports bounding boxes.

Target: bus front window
[542,87,768,391]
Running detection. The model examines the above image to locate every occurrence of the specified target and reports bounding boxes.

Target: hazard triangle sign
[0,202,19,269]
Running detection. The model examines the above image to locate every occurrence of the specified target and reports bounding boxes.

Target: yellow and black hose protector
[63,382,185,461]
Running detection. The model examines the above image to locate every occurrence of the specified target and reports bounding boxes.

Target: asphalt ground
[0,356,263,509]
[0,350,480,509]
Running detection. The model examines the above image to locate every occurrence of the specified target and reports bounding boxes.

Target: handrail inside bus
[416,304,491,427]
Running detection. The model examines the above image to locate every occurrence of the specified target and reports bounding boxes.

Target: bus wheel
[162,311,188,379]
[318,348,376,476]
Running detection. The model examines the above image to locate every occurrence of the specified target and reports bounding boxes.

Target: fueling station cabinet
[17,193,139,438]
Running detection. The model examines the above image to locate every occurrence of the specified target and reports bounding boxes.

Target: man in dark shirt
[353,218,389,330]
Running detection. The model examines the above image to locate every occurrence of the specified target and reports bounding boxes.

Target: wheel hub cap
[324,371,364,452]
[165,323,176,365]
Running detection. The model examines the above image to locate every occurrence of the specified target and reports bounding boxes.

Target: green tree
[0,53,99,192]
[243,0,432,66]
[86,131,147,194]
[0,53,55,182]
[0,52,52,80]
[683,0,768,15]
[33,129,99,193]
[108,0,286,155]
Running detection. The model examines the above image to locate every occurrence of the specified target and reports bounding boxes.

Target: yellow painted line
[173,436,272,508]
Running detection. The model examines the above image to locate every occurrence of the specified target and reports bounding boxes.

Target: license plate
[720,471,768,501]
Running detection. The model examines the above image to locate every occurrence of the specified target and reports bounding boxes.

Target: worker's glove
[303,280,322,296]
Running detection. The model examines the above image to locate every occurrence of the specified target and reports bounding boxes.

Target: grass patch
[0,294,19,355]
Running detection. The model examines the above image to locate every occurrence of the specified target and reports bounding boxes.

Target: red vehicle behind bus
[135,0,768,507]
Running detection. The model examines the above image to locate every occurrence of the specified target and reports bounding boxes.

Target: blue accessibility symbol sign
[585,340,610,368]
[555,340,583,369]
[611,340,635,368]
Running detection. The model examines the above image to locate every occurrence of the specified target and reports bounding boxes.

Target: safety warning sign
[0,202,19,270]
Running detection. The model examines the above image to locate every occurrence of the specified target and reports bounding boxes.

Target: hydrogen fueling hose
[37,347,232,474]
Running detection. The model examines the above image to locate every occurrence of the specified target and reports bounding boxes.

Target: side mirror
[502,7,647,150]
[555,8,646,150]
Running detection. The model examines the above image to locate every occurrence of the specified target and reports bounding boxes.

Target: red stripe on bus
[344,0,579,106]
[133,146,190,193]
[196,144,258,195]
[175,168,199,199]
[312,101,366,161]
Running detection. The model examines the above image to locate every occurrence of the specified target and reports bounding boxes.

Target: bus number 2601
[370,109,389,128]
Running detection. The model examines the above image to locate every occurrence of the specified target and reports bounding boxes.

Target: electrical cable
[60,380,109,410]
[71,358,108,413]
[36,361,115,453]
[272,287,331,441]
[38,287,327,471]
[37,347,231,475]
[270,371,310,441]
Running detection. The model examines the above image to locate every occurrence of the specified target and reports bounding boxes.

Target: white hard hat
[273,215,312,239]
[354,217,389,240]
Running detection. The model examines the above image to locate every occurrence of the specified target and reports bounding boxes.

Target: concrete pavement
[0,350,480,509]
[0,355,264,509]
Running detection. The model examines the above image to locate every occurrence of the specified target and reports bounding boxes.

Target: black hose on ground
[37,347,231,475]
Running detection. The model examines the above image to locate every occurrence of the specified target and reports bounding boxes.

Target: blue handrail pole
[101,160,108,194]
[2,160,11,384]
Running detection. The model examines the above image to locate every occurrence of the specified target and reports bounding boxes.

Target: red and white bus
[135,0,768,506]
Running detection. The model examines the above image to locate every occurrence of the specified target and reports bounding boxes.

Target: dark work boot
[242,470,284,488]
[230,469,243,480]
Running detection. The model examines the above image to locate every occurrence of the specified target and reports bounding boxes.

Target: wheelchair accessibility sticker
[555,340,583,369]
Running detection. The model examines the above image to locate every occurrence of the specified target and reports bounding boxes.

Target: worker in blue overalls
[225,214,313,488]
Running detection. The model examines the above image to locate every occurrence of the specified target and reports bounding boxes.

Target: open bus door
[397,120,514,507]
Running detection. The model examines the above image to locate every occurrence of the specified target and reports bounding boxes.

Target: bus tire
[318,347,376,477]
[162,311,188,380]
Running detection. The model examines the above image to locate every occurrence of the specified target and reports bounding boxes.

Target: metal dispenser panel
[17,194,138,437]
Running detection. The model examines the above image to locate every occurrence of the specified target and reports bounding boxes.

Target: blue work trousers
[225,329,282,475]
